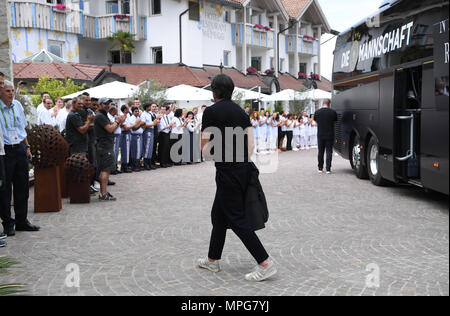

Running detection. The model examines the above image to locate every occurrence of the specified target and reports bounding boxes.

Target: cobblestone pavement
[0,149,448,296]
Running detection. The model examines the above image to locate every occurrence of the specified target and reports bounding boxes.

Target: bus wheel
[351,136,368,179]
[367,137,389,186]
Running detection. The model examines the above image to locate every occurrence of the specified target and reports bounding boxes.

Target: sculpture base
[34,166,62,213]
[68,180,91,204]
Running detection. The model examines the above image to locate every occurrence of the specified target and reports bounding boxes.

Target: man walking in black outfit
[198,74,277,282]
[314,99,337,174]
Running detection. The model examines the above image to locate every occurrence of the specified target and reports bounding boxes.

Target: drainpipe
[179,1,199,65]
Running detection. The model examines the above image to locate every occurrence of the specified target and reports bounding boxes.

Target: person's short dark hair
[186,111,194,117]
[323,99,331,106]
[162,105,170,111]
[211,74,234,101]
[0,72,4,77]
[121,105,128,112]
[174,108,183,118]
[201,105,207,109]
[41,91,50,97]
[109,106,117,114]
[91,97,99,102]
[82,92,90,96]
[143,103,152,111]
[280,111,285,115]
[131,106,139,113]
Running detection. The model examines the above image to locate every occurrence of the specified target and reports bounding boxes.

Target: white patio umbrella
[63,81,139,100]
[260,89,304,102]
[233,87,266,100]
[165,84,213,101]
[302,89,332,100]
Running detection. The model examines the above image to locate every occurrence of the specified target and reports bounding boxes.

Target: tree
[28,77,85,108]
[130,79,167,106]
[107,31,136,64]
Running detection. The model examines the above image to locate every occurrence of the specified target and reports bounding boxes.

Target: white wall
[78,38,109,64]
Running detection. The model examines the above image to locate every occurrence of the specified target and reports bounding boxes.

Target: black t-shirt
[94,109,114,150]
[66,111,88,154]
[314,107,338,140]
[202,100,252,168]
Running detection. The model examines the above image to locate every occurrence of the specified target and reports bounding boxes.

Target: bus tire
[367,137,390,186]
[350,135,368,179]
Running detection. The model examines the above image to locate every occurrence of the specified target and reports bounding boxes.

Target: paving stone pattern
[0,150,448,296]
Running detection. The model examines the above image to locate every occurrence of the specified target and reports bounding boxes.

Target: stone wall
[0,0,13,80]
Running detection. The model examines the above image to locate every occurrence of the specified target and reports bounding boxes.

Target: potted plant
[113,14,130,22]
[264,69,274,76]
[302,35,317,41]
[264,26,271,31]
[247,67,258,75]
[254,24,264,30]
[298,72,307,79]
[311,73,321,81]
[53,4,69,12]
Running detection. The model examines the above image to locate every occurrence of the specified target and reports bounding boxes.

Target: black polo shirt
[314,107,338,140]
[201,100,251,168]
[66,111,88,154]
[94,109,114,151]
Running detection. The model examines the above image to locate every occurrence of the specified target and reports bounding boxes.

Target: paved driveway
[1,150,448,296]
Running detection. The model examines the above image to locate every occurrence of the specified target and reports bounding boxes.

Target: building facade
[7,0,330,80]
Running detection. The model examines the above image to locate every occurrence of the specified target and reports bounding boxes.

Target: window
[251,57,261,71]
[122,0,130,14]
[152,47,163,64]
[110,50,132,64]
[49,40,64,58]
[106,1,119,14]
[223,51,230,66]
[270,57,274,69]
[47,0,65,4]
[224,10,230,23]
[189,1,200,21]
[279,58,285,72]
[151,0,161,15]
[299,63,307,74]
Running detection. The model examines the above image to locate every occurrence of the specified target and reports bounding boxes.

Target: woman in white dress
[251,111,260,154]
[299,117,307,150]
[292,116,301,151]
[270,113,278,152]
[310,114,318,148]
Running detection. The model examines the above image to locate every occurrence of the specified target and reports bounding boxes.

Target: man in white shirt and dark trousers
[107,105,122,174]
[0,111,6,246]
[141,103,159,170]
[157,105,175,168]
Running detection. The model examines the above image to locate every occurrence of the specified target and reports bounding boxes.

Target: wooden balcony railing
[232,24,275,49]
[286,35,319,56]
[8,1,147,40]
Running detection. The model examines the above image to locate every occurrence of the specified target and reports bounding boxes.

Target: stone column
[317,25,322,80]
[0,0,13,80]
[242,6,247,73]
[294,21,300,77]
[273,14,279,77]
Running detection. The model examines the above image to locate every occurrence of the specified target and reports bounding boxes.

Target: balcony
[286,35,319,56]
[232,24,275,49]
[8,1,147,40]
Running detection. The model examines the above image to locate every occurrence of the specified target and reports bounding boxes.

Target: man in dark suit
[198,74,277,282]
[314,99,338,174]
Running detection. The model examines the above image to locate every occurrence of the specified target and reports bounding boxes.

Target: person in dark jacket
[314,99,338,173]
[197,74,277,282]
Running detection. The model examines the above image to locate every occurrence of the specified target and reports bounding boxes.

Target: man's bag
[245,163,269,231]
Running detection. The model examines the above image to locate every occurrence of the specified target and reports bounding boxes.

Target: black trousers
[286,131,293,151]
[158,132,171,165]
[277,127,284,149]
[0,144,29,229]
[151,130,159,165]
[208,165,269,264]
[0,155,5,191]
[318,138,334,171]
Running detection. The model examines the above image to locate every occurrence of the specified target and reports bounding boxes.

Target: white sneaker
[197,257,220,273]
[245,261,277,282]
[326,171,331,174]
[293,148,299,152]
[318,169,324,173]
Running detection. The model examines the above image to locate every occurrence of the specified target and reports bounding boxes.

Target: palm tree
[107,30,136,64]
[0,256,26,296]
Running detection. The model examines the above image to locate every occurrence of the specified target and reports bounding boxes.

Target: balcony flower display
[113,14,129,20]
[311,73,321,81]
[264,26,271,31]
[254,24,264,30]
[264,69,274,75]
[247,67,258,75]
[53,4,68,11]
[303,35,317,41]
[298,72,307,79]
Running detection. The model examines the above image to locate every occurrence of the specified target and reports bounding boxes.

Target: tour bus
[332,0,449,195]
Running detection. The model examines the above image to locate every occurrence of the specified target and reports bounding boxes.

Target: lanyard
[0,105,16,129]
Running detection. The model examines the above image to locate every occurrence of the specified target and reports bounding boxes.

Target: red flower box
[53,4,68,11]
[247,67,258,74]
[265,69,274,75]
[298,72,307,79]
[311,74,321,80]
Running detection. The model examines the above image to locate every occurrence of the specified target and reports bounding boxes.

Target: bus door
[393,66,423,185]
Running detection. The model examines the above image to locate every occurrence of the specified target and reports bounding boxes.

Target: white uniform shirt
[0,127,5,156]
[293,121,300,136]
[122,114,132,133]
[285,119,294,132]
[128,115,143,134]
[56,108,70,132]
[280,116,287,132]
[36,102,46,118]
[141,111,154,131]
[37,108,56,126]
[108,113,122,135]
[171,117,184,135]
[158,114,172,134]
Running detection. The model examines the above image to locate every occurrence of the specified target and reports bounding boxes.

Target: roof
[13,62,105,82]
[280,0,310,19]
[19,50,67,64]
[278,73,332,92]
